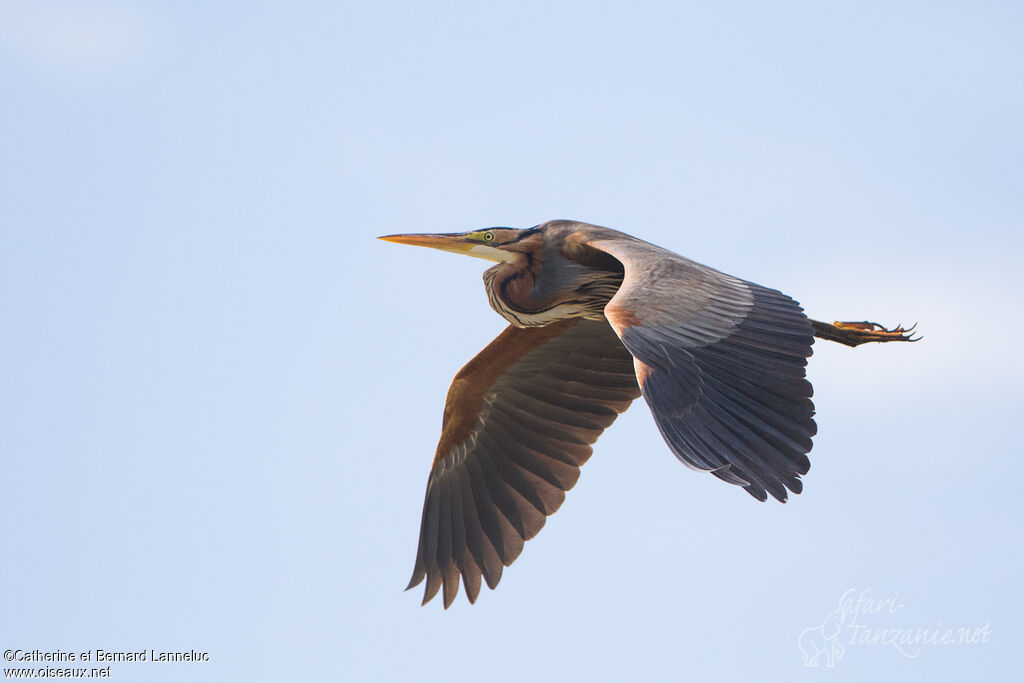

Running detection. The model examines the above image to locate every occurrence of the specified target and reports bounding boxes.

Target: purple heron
[380,220,917,608]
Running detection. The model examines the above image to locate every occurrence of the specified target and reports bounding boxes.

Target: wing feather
[587,234,816,503]
[407,318,641,606]
[456,484,484,600]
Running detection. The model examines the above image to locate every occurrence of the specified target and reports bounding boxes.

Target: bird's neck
[483,252,622,328]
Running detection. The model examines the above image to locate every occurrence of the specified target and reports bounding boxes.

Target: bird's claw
[831,320,922,344]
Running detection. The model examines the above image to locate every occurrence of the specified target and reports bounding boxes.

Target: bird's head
[379,228,541,264]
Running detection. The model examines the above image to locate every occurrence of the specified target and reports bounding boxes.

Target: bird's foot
[833,320,920,341]
[810,320,921,347]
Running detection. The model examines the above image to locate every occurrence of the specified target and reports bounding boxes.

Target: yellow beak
[378,233,513,263]
[378,233,476,255]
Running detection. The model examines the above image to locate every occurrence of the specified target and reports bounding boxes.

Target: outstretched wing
[588,235,816,503]
[408,318,641,607]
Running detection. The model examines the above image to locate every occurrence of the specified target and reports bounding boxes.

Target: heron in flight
[380,220,917,608]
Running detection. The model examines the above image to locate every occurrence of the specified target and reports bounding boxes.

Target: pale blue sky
[2,2,1022,681]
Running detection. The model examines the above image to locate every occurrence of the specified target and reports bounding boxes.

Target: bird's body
[380,220,916,608]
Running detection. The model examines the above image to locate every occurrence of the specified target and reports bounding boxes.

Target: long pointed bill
[378,233,513,263]
[378,233,476,255]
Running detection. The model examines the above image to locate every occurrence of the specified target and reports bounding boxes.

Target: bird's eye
[483,232,494,242]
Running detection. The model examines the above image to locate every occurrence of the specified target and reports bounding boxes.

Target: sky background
[2,1,1022,681]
